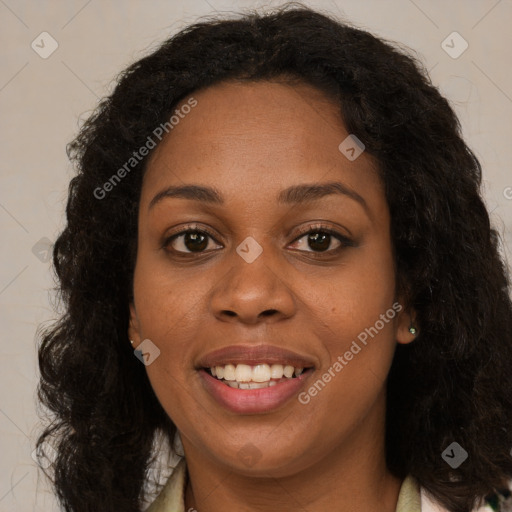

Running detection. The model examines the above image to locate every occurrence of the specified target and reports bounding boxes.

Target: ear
[395,302,417,345]
[128,301,141,346]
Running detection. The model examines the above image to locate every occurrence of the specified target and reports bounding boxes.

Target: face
[129,79,414,477]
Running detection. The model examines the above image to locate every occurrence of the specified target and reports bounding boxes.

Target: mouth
[196,345,317,414]
[204,363,312,389]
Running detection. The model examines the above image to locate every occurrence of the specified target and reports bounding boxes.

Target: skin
[128,79,416,512]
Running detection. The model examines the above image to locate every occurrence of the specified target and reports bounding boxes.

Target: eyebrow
[148,181,369,213]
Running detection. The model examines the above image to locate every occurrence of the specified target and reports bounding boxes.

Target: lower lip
[199,368,314,414]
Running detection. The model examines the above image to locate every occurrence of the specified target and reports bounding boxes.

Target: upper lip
[197,344,316,369]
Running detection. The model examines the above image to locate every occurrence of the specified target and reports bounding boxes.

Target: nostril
[260,309,278,317]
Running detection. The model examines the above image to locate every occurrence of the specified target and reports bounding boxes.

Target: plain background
[0,0,511,510]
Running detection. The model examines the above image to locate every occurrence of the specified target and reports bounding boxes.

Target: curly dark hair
[36,3,512,512]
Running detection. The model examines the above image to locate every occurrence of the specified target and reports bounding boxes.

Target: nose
[209,248,296,325]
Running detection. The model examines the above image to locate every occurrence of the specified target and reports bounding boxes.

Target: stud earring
[130,340,134,344]
[409,326,417,335]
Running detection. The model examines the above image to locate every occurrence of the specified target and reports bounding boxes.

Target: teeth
[248,382,270,389]
[235,364,253,382]
[270,364,284,379]
[283,365,294,378]
[252,364,271,382]
[223,364,236,381]
[207,363,306,388]
[223,379,286,389]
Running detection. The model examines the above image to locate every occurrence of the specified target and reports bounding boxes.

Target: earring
[130,340,134,344]
[409,326,417,335]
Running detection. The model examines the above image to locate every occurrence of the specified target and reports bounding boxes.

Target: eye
[289,225,353,254]
[163,225,222,255]
[162,223,353,257]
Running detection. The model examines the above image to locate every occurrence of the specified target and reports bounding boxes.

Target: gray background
[0,0,511,510]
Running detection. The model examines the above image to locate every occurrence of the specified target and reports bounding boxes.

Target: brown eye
[292,232,341,252]
[165,230,222,254]
[290,228,351,254]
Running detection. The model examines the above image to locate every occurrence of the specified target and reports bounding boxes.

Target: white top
[146,458,499,512]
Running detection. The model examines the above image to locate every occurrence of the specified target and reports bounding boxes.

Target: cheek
[131,252,210,372]
[307,236,398,390]
[132,258,210,426]
[133,242,207,322]
[299,301,398,439]
[308,235,397,342]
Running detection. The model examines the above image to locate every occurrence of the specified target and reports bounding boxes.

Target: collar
[147,458,428,512]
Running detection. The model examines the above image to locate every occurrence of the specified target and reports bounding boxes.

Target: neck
[182,395,402,512]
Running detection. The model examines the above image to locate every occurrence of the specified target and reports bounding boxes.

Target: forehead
[141,79,384,212]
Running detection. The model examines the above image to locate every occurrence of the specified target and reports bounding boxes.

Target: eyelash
[162,223,354,258]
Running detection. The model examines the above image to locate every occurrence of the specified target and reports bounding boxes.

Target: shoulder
[420,484,512,512]
[481,487,512,512]
[146,458,187,512]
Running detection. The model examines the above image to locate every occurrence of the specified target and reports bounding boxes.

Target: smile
[196,344,317,413]
[206,363,307,389]
[198,365,315,414]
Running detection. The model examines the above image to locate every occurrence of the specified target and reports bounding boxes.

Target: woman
[37,4,512,512]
